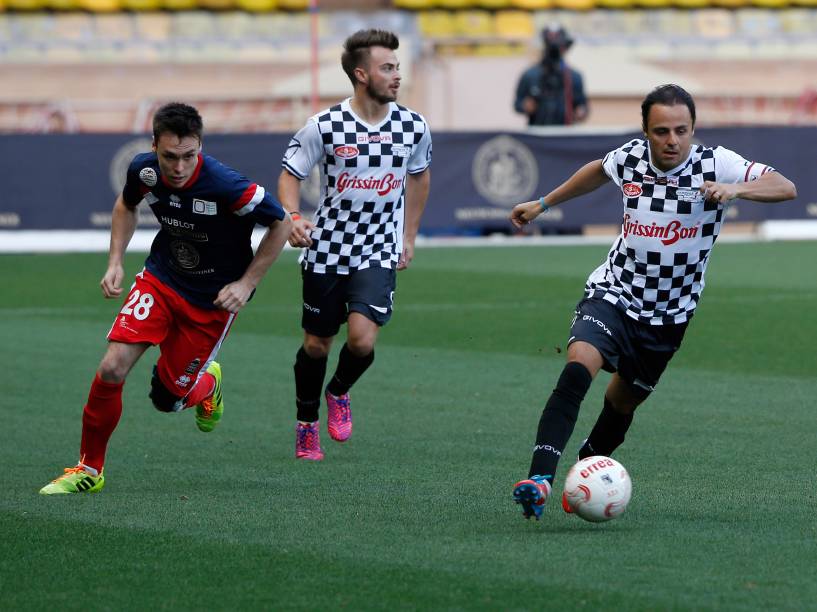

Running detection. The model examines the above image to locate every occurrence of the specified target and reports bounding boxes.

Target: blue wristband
[538,196,550,212]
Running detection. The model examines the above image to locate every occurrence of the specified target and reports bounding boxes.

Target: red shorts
[107,270,234,398]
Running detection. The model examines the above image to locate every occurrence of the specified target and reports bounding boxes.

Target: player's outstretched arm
[510,159,608,228]
[100,194,138,299]
[400,168,431,270]
[700,171,797,204]
[278,169,315,248]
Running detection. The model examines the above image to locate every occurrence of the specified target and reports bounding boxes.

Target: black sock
[581,397,634,459]
[528,362,593,484]
[326,344,374,397]
[294,347,327,422]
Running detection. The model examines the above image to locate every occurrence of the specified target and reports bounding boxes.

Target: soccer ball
[562,456,631,523]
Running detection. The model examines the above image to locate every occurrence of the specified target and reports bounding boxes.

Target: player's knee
[97,359,128,384]
[303,335,332,359]
[346,336,375,357]
[149,366,180,413]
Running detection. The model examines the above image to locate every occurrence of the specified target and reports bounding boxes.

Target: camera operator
[514,26,588,126]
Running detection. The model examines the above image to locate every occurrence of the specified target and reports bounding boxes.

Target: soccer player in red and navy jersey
[507,85,797,520]
[40,102,291,495]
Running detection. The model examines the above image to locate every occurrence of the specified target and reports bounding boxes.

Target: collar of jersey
[645,142,693,177]
[343,98,394,131]
[160,154,204,190]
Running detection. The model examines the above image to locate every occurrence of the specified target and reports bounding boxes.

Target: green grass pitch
[1,242,816,611]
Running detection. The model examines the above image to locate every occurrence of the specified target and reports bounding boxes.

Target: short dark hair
[641,84,696,131]
[341,29,399,86]
[152,102,203,143]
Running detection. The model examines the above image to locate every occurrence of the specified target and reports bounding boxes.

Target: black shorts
[568,297,688,396]
[301,266,396,337]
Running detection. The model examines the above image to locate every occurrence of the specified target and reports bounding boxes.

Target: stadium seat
[278,0,308,8]
[494,10,534,37]
[750,0,788,5]
[47,0,82,10]
[79,0,122,9]
[453,10,494,36]
[417,10,457,36]
[476,0,510,8]
[552,0,596,9]
[5,0,47,9]
[198,0,235,9]
[633,0,671,7]
[672,0,710,7]
[595,0,635,8]
[234,0,276,9]
[122,0,161,9]
[393,0,436,9]
[161,0,198,10]
[510,0,553,7]
[711,0,749,7]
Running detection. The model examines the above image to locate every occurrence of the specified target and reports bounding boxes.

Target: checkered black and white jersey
[282,98,432,274]
[587,139,775,325]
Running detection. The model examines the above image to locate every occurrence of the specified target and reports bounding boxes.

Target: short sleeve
[122,157,147,207]
[714,146,775,184]
[601,146,625,187]
[282,119,324,180]
[408,122,432,175]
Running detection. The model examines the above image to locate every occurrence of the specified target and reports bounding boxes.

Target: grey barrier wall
[0,128,813,233]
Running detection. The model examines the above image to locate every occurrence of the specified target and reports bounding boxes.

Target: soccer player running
[40,103,291,494]
[508,84,796,519]
[278,29,432,461]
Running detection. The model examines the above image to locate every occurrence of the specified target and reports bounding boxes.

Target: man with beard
[278,29,432,461]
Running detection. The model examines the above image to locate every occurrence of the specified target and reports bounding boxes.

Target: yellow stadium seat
[79,0,121,12]
[278,0,308,8]
[417,10,457,36]
[791,0,817,5]
[596,0,634,8]
[393,0,436,8]
[552,0,595,9]
[494,10,534,37]
[711,0,748,6]
[633,0,670,8]
[510,0,552,7]
[198,0,234,8]
[673,0,710,7]
[235,0,275,9]
[161,0,196,9]
[476,0,509,8]
[437,0,473,7]
[123,0,161,9]
[749,0,788,6]
[5,0,46,9]
[453,9,494,36]
[47,0,81,10]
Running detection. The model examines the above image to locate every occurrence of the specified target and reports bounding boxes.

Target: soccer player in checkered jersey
[278,29,432,460]
[39,103,291,494]
[507,84,796,519]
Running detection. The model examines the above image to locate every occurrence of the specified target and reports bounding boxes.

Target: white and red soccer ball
[562,456,632,523]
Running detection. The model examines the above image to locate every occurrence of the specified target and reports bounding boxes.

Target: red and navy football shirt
[122,152,285,309]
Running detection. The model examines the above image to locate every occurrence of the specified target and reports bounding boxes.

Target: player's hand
[398,240,415,270]
[700,181,738,204]
[509,201,542,228]
[100,264,125,299]
[522,96,537,115]
[288,217,315,248]
[214,280,253,313]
